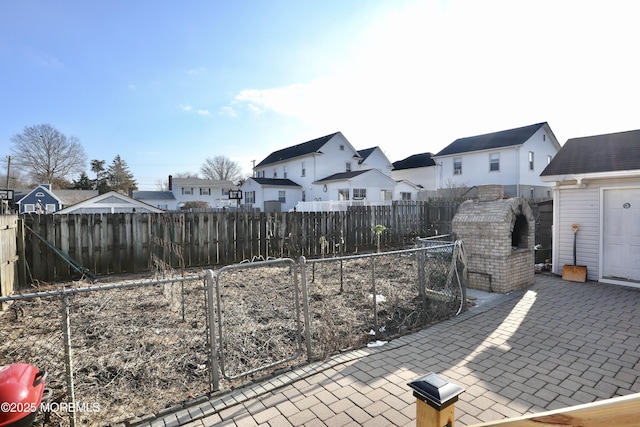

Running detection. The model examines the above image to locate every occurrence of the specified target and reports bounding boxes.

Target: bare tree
[200,155,242,182]
[10,124,87,185]
[438,179,472,201]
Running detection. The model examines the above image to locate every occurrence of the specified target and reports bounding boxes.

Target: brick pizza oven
[452,185,535,293]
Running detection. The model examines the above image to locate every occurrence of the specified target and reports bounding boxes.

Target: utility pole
[5,155,10,189]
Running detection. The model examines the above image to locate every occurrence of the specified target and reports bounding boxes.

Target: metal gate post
[205,269,220,391]
[61,295,77,427]
[299,257,313,360]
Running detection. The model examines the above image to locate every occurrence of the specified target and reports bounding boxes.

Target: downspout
[515,147,520,197]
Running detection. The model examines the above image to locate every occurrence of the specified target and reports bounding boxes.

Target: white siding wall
[391,167,437,191]
[358,148,393,177]
[553,186,600,280]
[519,128,558,186]
[437,148,519,188]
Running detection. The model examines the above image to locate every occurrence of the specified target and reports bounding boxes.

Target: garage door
[603,188,640,281]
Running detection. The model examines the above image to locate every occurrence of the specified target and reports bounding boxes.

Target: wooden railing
[467,392,640,427]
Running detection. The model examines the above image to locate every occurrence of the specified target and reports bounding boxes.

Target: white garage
[541,129,640,288]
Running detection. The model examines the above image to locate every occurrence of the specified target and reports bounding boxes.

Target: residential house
[433,122,561,198]
[391,152,437,200]
[16,184,63,214]
[356,147,393,176]
[168,176,238,209]
[54,191,165,214]
[241,178,302,212]
[15,184,97,214]
[243,132,397,211]
[132,191,177,211]
[540,129,640,287]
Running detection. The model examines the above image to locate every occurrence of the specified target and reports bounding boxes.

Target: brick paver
[139,275,640,426]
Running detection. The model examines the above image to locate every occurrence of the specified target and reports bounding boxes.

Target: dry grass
[0,249,462,426]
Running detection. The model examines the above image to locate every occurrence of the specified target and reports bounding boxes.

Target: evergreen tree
[72,172,93,190]
[106,155,137,194]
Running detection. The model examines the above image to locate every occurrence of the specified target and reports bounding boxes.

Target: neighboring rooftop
[256,132,341,167]
[315,170,368,182]
[541,128,640,176]
[392,152,436,170]
[250,177,302,187]
[435,122,547,156]
[133,191,176,200]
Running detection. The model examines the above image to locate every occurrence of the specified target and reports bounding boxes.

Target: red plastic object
[0,364,47,427]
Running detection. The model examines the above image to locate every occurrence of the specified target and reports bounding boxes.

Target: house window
[301,162,306,177]
[543,134,546,141]
[283,166,287,179]
[547,155,552,164]
[530,187,535,198]
[353,189,366,200]
[46,204,56,213]
[222,188,230,196]
[273,169,277,178]
[401,192,412,201]
[489,153,500,172]
[381,190,393,200]
[200,188,211,195]
[529,151,534,170]
[278,191,286,203]
[346,162,351,172]
[453,158,462,175]
[245,191,255,204]
[23,204,35,212]
[338,189,349,201]
[182,188,192,195]
[302,190,306,202]
[340,145,344,151]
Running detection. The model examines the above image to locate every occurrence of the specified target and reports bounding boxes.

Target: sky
[1,0,639,190]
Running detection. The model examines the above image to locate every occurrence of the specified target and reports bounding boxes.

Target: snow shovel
[562,224,587,282]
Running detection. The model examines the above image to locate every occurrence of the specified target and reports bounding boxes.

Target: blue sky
[2,0,639,190]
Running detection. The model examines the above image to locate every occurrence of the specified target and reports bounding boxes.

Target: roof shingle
[541,129,640,176]
[435,123,547,156]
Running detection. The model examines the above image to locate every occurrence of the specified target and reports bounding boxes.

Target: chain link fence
[0,240,466,426]
[0,276,210,426]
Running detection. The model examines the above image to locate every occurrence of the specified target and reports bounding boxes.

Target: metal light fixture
[408,372,465,409]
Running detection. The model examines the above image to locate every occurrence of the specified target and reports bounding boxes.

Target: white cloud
[196,109,210,116]
[225,0,640,160]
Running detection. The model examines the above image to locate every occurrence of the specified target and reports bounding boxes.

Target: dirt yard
[1,249,461,426]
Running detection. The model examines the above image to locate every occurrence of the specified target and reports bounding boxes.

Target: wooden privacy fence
[22,201,460,283]
[0,215,22,307]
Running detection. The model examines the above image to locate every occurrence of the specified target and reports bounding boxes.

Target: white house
[391,152,437,199]
[54,191,165,214]
[433,122,561,198]
[241,177,302,212]
[357,147,393,176]
[393,180,422,202]
[168,176,238,209]
[245,132,399,211]
[540,129,640,287]
[132,191,178,210]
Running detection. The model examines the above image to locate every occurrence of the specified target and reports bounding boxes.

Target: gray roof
[541,129,640,176]
[251,178,302,187]
[392,153,435,170]
[316,170,368,182]
[256,132,340,167]
[435,123,547,156]
[133,191,176,200]
[357,147,376,164]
